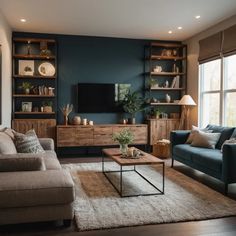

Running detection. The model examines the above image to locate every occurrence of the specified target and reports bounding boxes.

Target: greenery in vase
[19,82,33,91]
[112,129,134,145]
[122,91,144,118]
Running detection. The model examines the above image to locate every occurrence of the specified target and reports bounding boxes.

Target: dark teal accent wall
[13,32,148,124]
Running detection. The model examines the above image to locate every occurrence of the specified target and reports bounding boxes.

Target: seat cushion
[191,148,222,172]
[0,170,74,208]
[206,125,235,149]
[173,144,222,172]
[43,151,61,170]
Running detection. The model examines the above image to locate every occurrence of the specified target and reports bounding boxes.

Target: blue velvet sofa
[170,125,236,194]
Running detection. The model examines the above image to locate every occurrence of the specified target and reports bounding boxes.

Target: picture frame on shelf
[21,102,32,112]
[19,60,34,76]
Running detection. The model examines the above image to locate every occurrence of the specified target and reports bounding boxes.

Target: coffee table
[102,148,165,197]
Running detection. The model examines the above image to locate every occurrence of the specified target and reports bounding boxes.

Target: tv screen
[77,83,130,113]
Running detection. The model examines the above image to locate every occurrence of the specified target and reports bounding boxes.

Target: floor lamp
[178,95,196,130]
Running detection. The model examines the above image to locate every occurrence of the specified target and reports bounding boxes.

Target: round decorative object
[38,62,55,76]
[72,116,81,125]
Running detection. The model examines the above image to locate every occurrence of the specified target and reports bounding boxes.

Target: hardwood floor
[0,156,236,236]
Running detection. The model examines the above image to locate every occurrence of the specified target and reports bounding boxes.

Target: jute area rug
[62,162,236,231]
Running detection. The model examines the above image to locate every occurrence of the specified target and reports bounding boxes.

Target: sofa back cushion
[0,132,17,154]
[14,129,45,154]
[191,131,221,149]
[206,125,235,149]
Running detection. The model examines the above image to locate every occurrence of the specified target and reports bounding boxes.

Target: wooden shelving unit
[12,36,57,139]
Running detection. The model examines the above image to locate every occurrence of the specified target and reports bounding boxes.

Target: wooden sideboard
[12,119,56,139]
[57,124,148,147]
[147,119,180,145]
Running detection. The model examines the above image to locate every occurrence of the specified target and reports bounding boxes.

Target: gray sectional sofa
[0,138,75,226]
[170,125,236,194]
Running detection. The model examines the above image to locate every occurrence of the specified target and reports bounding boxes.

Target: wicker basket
[152,140,170,159]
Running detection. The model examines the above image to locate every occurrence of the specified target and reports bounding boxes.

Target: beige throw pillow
[14,129,45,154]
[186,125,212,144]
[191,131,221,149]
[0,132,17,154]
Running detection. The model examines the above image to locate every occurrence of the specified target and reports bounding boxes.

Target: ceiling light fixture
[168,30,172,34]
[177,26,182,30]
[20,19,26,23]
[195,15,201,19]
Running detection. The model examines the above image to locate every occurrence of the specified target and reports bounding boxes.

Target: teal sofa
[170,125,236,194]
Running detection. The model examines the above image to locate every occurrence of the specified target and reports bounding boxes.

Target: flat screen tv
[77,83,130,113]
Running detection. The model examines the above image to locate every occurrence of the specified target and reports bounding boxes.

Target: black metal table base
[102,155,165,197]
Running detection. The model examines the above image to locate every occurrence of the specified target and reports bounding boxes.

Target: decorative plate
[38,62,55,76]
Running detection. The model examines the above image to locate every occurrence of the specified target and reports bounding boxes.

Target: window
[199,55,236,127]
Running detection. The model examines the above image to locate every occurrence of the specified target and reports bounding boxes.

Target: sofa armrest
[39,138,54,150]
[222,143,236,183]
[170,130,190,146]
[0,153,46,172]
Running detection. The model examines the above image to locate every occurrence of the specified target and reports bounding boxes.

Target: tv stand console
[57,124,148,147]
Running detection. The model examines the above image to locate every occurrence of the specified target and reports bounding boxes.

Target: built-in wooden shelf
[13,94,55,98]
[150,72,185,76]
[13,54,55,60]
[13,38,56,44]
[150,55,186,60]
[150,102,181,106]
[14,112,55,115]
[149,87,185,91]
[13,75,56,79]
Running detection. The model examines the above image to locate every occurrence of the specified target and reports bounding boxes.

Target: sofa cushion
[0,170,74,208]
[43,151,61,170]
[191,131,221,149]
[0,132,17,154]
[186,125,212,144]
[0,154,46,172]
[191,148,222,172]
[173,144,198,161]
[206,125,235,149]
[14,129,45,154]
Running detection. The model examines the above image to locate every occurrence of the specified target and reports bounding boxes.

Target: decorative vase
[120,143,128,157]
[25,88,30,94]
[63,115,68,125]
[72,116,81,125]
[166,94,171,103]
[128,117,136,124]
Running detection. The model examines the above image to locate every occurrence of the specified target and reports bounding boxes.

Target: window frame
[199,55,236,127]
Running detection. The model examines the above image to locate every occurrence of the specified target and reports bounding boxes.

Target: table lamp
[178,95,196,130]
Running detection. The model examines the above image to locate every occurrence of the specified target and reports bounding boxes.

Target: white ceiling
[0,0,236,40]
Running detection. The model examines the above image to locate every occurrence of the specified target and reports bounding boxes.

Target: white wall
[0,10,12,127]
[184,14,236,127]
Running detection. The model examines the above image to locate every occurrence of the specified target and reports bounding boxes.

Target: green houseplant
[122,91,144,124]
[19,82,33,94]
[112,129,134,156]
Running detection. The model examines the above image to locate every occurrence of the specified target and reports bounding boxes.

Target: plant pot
[25,88,30,94]
[43,106,52,113]
[119,143,128,157]
[128,118,136,124]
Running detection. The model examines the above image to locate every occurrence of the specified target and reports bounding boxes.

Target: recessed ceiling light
[177,26,183,30]
[195,15,201,19]
[20,19,26,23]
[168,30,172,34]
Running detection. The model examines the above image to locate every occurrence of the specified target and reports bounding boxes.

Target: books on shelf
[171,76,180,88]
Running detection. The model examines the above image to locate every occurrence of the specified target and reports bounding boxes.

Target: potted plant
[112,129,134,156]
[19,82,33,94]
[149,107,161,119]
[148,78,158,89]
[42,101,53,113]
[122,91,144,124]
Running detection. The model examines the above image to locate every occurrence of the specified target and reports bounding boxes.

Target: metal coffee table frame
[102,151,165,198]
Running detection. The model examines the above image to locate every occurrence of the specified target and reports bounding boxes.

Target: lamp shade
[178,95,196,106]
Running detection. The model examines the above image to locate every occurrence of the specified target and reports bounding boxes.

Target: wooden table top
[102,148,164,166]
